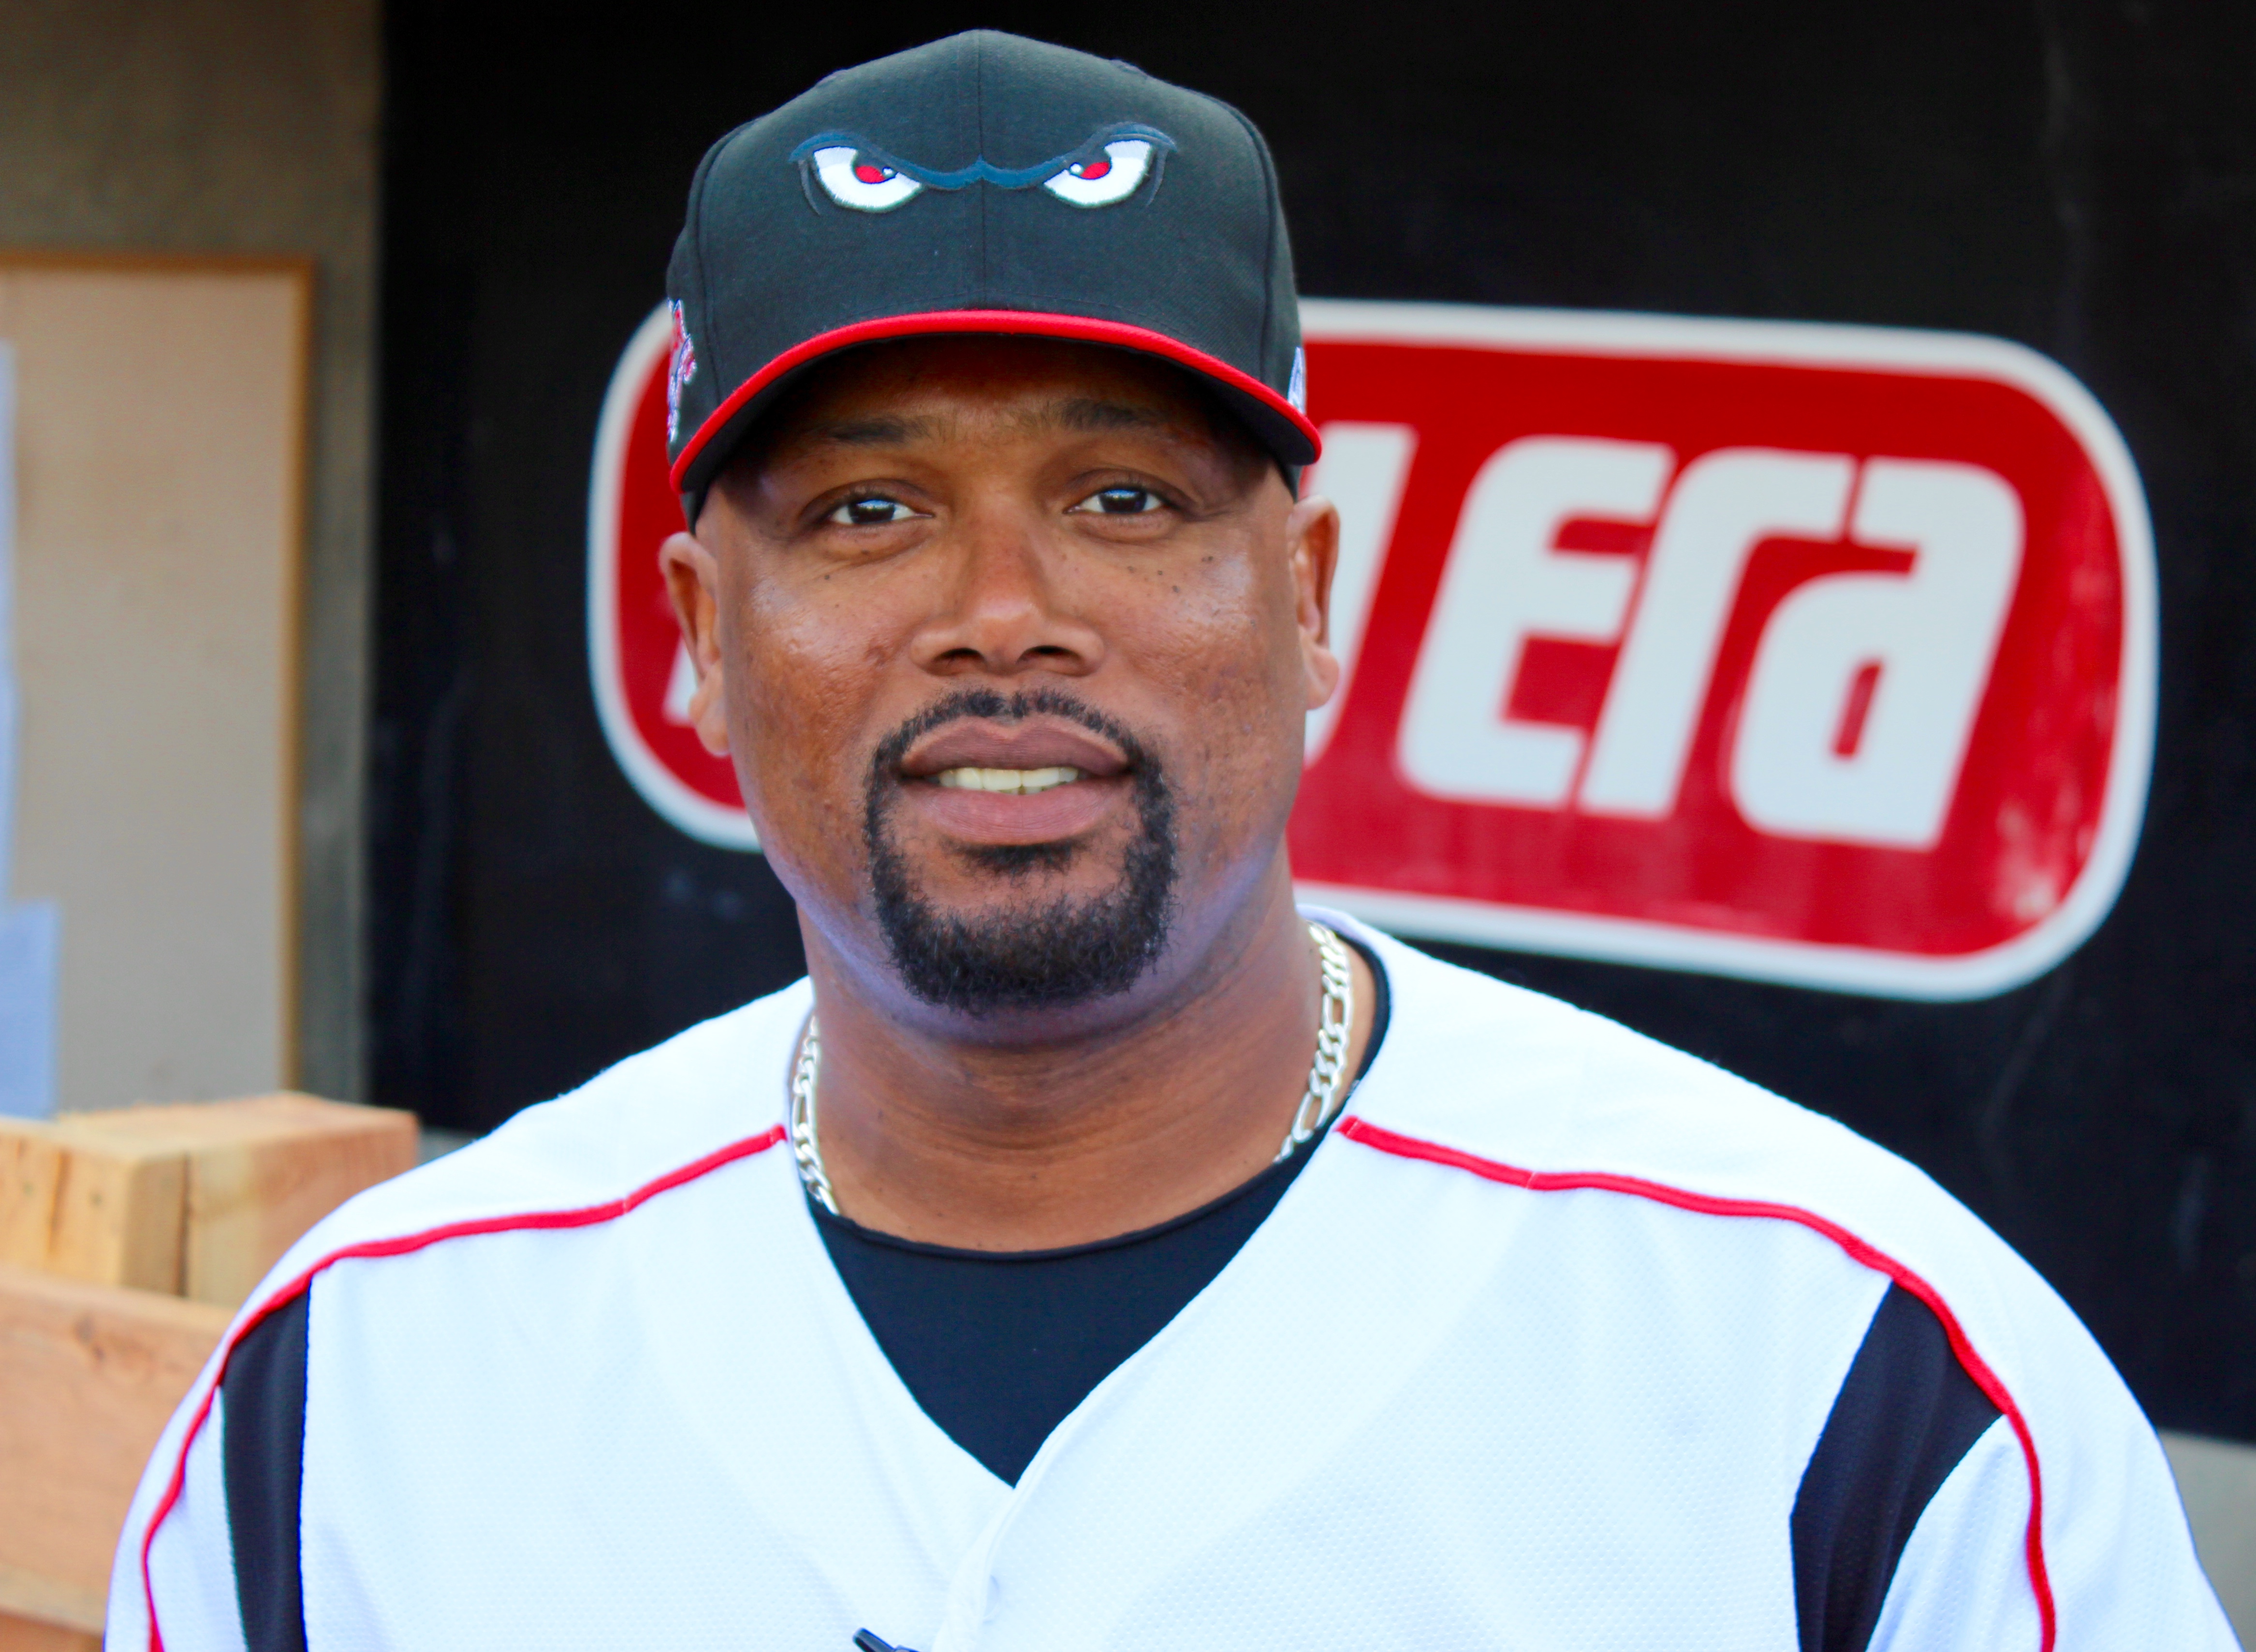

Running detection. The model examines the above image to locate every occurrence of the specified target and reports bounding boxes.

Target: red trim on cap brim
[669,309,1322,489]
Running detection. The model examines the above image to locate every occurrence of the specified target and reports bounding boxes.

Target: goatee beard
[864,688,1177,1014]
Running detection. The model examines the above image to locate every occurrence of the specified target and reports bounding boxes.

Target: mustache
[868,686,1155,778]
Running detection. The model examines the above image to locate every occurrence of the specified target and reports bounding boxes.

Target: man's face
[663,337,1340,1030]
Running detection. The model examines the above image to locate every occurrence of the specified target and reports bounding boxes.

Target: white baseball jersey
[110,914,2233,1651]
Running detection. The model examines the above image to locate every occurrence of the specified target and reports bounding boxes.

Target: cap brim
[670,309,1321,500]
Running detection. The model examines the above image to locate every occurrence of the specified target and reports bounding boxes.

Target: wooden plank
[0,1265,229,1634]
[171,1095,417,1305]
[0,1606,102,1652]
[1,1095,418,1308]
[0,1557,104,1641]
[0,1124,184,1294]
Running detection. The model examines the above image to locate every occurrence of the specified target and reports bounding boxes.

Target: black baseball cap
[663,30,1319,513]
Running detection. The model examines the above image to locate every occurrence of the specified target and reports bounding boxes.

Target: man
[114,30,2230,1652]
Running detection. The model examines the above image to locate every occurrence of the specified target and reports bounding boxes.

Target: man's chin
[956,838,1082,877]
[866,827,1179,1015]
[910,883,1106,933]
[868,879,1174,1015]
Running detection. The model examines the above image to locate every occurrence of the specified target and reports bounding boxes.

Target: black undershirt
[816,1146,1321,1481]
[816,1149,1322,1486]
[220,942,2001,1652]
[811,936,1389,1486]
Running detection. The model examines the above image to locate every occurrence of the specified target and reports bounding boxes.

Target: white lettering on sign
[1304,422,1417,763]
[1580,448,1857,819]
[1397,438,1672,805]
[1392,440,2027,849]
[663,639,698,726]
[1731,459,2023,848]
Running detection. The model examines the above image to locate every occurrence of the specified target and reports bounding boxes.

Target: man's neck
[797,866,1377,1251]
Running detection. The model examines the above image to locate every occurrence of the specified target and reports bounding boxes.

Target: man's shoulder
[1338,916,2064,1341]
[1332,918,2221,1651]
[1348,915,1875,1177]
[243,979,814,1315]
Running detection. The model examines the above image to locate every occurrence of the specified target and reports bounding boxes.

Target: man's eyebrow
[802,413,940,446]
[1050,397,1175,434]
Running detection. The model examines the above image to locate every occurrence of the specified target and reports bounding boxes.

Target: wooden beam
[0,1558,104,1643]
[0,1128,184,1294]
[0,1094,417,1307]
[0,1265,229,1637]
[0,1096,416,1638]
[0,1608,101,1652]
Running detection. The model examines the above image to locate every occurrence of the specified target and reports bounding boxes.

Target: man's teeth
[933,765,1085,794]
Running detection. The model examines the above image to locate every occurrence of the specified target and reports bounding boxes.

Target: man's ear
[658,530,732,757]
[1286,493,1344,714]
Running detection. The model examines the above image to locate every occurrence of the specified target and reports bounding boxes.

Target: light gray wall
[2164,1431,2256,1644]
[0,0,380,1099]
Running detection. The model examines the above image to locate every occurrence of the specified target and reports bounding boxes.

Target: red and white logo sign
[589,305,755,849]
[591,300,2155,998]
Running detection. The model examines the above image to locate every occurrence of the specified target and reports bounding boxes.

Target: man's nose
[907,509,1106,680]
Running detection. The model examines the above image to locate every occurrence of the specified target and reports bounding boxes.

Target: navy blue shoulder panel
[221,1290,311,1652]
[1792,1282,2003,1652]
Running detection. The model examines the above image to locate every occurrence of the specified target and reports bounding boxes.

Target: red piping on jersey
[138,1123,787,1652]
[1337,1114,2057,1652]
[666,309,1324,490]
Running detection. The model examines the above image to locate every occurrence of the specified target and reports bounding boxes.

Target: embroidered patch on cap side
[666,300,698,444]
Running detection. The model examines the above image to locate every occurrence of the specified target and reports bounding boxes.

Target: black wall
[372,1,2256,1438]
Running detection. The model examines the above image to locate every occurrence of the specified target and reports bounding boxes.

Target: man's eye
[1070,486,1165,516]
[829,497,916,526]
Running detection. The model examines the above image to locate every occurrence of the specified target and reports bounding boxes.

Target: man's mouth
[933,765,1085,795]
[900,717,1128,785]
[888,714,1134,848]
[864,691,1178,1011]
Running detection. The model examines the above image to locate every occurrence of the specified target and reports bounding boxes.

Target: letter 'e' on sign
[1291,302,2155,999]
[591,300,2155,1001]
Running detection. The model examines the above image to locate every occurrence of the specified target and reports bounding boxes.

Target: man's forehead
[772,342,1225,453]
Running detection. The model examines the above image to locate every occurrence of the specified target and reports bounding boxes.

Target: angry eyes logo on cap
[790,121,1176,213]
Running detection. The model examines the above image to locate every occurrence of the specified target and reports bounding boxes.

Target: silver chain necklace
[789,921,1357,1216]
